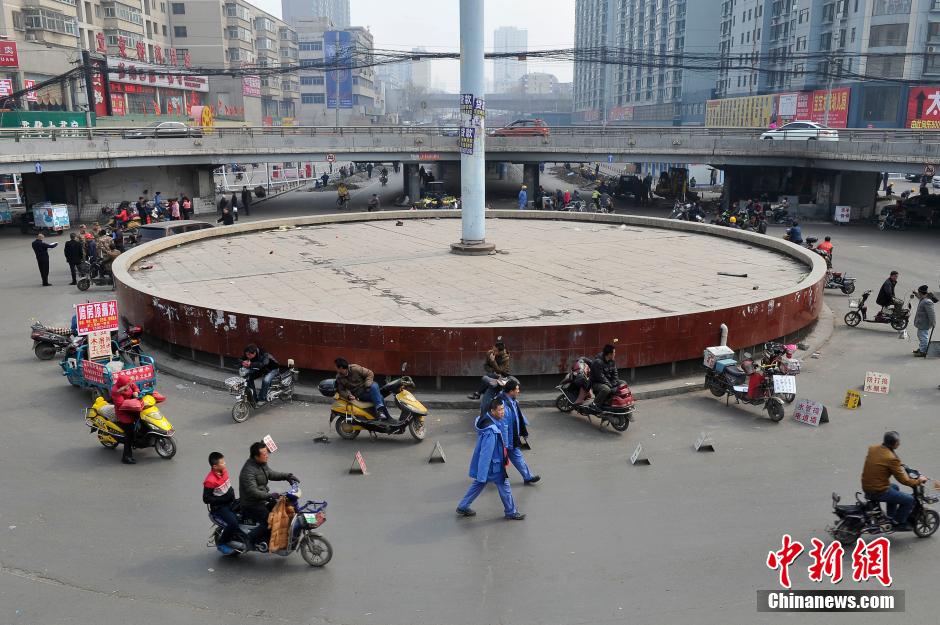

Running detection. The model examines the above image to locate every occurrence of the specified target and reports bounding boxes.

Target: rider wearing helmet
[111,372,141,464]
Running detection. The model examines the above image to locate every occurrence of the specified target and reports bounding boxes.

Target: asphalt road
[1,192,938,625]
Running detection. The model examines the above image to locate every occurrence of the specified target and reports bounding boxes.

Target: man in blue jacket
[456,398,525,520]
[497,379,540,485]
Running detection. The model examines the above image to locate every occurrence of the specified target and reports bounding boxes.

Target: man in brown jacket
[334,358,392,420]
[861,431,927,530]
[468,341,510,400]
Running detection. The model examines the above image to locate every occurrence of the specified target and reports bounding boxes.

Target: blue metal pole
[457,0,487,247]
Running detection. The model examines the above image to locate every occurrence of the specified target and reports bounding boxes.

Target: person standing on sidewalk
[32,233,58,286]
[456,398,525,520]
[912,285,936,357]
[497,379,540,485]
[64,233,84,285]
[517,185,528,210]
[241,186,252,217]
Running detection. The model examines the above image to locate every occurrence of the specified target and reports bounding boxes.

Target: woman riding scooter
[112,373,142,465]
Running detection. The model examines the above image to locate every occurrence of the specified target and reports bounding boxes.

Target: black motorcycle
[30,322,79,360]
[769,204,794,225]
[76,257,114,291]
[704,356,786,422]
[554,359,635,431]
[844,290,912,331]
[226,360,298,423]
[828,466,939,545]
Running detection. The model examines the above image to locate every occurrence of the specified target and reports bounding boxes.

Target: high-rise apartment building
[493,26,527,93]
[281,0,348,28]
[573,0,721,124]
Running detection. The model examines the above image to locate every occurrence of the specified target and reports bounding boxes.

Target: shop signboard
[797,88,850,128]
[0,41,18,67]
[705,94,775,127]
[242,75,261,97]
[107,56,208,92]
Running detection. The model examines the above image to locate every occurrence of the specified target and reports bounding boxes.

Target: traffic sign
[326,153,336,163]
[607,154,614,164]
[924,163,935,177]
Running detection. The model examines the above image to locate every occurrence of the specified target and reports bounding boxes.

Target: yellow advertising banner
[706,94,776,128]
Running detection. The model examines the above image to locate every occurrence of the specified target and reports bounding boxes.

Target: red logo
[767,535,892,588]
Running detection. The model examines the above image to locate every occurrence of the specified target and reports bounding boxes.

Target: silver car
[123,121,204,139]
[760,121,839,142]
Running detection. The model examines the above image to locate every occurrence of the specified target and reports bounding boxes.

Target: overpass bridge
[3,126,940,175]
[418,92,571,113]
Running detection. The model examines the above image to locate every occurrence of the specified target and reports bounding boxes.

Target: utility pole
[823,50,834,127]
[450,0,493,254]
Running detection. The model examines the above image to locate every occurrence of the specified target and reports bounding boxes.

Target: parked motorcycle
[844,290,912,331]
[769,203,794,225]
[824,270,856,295]
[759,342,801,404]
[207,482,332,566]
[380,174,388,186]
[320,367,428,442]
[827,466,939,545]
[669,201,704,222]
[225,359,298,423]
[703,352,786,422]
[30,322,77,360]
[76,257,114,291]
[554,358,635,431]
[84,393,177,458]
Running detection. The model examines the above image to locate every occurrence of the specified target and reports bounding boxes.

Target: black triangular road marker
[428,440,446,463]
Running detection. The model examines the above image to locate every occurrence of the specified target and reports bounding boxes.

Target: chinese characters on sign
[263,434,278,453]
[75,300,120,335]
[834,205,851,223]
[242,75,262,98]
[843,389,861,409]
[82,361,107,385]
[863,372,891,394]
[792,399,825,427]
[460,93,473,117]
[772,375,797,395]
[0,41,18,67]
[121,364,155,384]
[472,97,486,127]
[459,126,475,155]
[0,79,12,97]
[767,535,892,589]
[87,330,112,360]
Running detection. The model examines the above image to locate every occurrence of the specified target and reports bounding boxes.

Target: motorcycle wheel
[844,311,862,327]
[878,221,886,231]
[154,437,177,459]
[408,417,426,442]
[555,394,573,413]
[706,377,725,397]
[890,317,909,331]
[99,437,118,449]
[34,342,57,360]
[779,393,796,404]
[279,385,293,403]
[766,398,785,422]
[334,417,360,440]
[299,533,333,567]
[830,518,862,546]
[609,415,629,432]
[913,509,939,538]
[77,277,91,291]
[841,283,856,295]
[232,400,250,423]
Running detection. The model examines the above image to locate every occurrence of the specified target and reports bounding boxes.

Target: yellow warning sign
[843,390,861,409]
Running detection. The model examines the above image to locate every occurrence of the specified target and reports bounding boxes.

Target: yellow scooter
[318,372,428,442]
[85,394,177,459]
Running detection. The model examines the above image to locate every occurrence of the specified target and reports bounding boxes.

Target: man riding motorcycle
[334,358,393,420]
[590,344,622,409]
[242,344,279,404]
[238,442,298,549]
[861,431,928,531]
[337,183,350,205]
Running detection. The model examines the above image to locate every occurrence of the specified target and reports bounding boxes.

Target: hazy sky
[251,0,576,91]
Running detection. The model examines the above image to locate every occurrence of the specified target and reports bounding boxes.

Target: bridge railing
[3,125,940,147]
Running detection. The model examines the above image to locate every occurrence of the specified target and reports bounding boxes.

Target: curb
[150,304,832,410]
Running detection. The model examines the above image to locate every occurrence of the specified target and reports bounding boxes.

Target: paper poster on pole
[834,205,851,223]
[772,375,797,395]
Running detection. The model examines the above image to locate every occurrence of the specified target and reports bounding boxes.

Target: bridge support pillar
[403,163,421,203]
[523,163,539,206]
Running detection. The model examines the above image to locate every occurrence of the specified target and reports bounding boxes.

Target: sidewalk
[149,305,834,410]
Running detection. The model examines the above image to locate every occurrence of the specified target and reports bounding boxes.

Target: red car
[491,119,550,137]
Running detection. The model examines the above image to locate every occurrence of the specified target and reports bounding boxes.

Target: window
[301,93,325,104]
[105,28,140,46]
[174,25,186,36]
[299,41,322,51]
[171,2,184,13]
[867,54,905,77]
[160,2,165,12]
[24,8,77,34]
[872,0,911,16]
[224,3,249,19]
[869,23,908,47]
[300,75,323,85]
[851,27,856,43]
[162,24,166,35]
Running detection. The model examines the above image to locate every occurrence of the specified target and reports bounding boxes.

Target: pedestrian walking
[320,172,329,188]
[497,379,540,485]
[217,195,228,215]
[913,285,937,357]
[64,232,84,285]
[518,185,528,210]
[241,186,252,216]
[555,188,563,208]
[563,189,571,206]
[181,196,192,220]
[31,233,58,286]
[367,163,373,178]
[170,198,181,221]
[456,398,525,520]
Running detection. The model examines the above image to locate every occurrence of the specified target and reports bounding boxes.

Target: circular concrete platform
[114,211,826,377]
